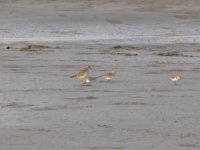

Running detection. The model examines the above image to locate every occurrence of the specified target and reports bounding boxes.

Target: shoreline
[1,34,200,45]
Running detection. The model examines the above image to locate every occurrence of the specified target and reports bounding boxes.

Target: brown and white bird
[80,77,91,86]
[170,73,181,85]
[70,65,91,79]
[97,69,117,80]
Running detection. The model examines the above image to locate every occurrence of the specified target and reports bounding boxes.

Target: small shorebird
[70,65,91,79]
[170,73,181,85]
[97,69,117,80]
[80,77,91,86]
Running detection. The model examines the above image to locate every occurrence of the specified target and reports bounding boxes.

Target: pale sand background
[0,0,200,150]
[1,0,200,43]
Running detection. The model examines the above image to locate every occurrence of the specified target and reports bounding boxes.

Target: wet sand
[1,42,200,150]
[1,0,200,150]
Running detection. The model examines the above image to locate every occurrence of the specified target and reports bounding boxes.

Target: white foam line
[0,35,200,43]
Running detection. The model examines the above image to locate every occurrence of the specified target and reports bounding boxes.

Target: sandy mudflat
[0,42,200,150]
[0,0,200,150]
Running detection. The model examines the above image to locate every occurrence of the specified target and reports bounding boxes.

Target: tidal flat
[0,42,200,150]
[1,0,200,149]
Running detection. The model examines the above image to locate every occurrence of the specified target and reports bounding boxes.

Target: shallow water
[1,0,200,44]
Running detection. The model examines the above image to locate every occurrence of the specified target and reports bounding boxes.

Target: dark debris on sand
[153,51,194,57]
[20,45,50,51]
[103,45,142,56]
